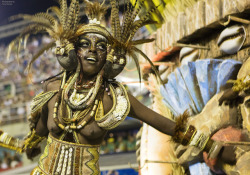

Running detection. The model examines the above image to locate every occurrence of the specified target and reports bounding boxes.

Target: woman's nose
[89,44,96,53]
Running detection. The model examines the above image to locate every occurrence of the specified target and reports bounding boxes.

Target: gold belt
[35,134,100,175]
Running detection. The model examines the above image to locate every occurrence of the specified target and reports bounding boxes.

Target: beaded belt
[35,134,100,175]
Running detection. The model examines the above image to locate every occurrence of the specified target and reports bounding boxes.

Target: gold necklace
[64,71,103,110]
[53,72,100,133]
[53,93,99,132]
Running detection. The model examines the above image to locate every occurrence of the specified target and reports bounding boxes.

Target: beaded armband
[22,129,46,151]
[0,130,22,153]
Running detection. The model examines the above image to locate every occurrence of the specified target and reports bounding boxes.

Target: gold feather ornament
[103,0,161,81]
[84,0,107,24]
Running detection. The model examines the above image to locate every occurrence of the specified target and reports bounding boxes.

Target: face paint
[77,33,107,78]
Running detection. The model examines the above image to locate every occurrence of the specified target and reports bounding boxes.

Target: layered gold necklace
[53,69,130,143]
[53,70,103,142]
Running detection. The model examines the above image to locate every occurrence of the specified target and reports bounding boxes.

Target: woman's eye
[97,43,107,51]
[79,39,90,47]
[81,42,89,47]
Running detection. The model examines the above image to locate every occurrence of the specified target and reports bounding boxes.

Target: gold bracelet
[22,129,46,151]
[198,134,210,150]
[180,125,197,145]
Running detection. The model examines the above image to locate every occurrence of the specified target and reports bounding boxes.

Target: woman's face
[77,33,107,77]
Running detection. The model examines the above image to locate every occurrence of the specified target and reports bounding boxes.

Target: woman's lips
[85,57,97,64]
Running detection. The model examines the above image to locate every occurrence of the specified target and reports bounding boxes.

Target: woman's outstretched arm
[128,93,176,136]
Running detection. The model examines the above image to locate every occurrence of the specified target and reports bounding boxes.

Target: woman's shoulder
[43,77,61,92]
[29,77,61,118]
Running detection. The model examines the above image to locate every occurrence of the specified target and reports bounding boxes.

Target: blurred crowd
[100,131,137,155]
[0,150,22,172]
[0,34,61,125]
[0,93,32,125]
[0,12,146,84]
[0,35,61,84]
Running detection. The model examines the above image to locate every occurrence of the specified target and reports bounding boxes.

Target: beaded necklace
[64,70,103,110]
[52,71,101,140]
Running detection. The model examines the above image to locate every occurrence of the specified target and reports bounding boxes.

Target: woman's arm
[129,91,239,167]
[33,78,58,137]
[34,105,49,137]
[128,93,176,136]
[25,107,49,160]
[24,79,57,159]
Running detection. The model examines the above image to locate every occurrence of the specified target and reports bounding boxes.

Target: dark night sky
[0,0,58,25]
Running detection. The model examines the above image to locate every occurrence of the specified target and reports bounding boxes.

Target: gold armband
[174,124,211,151]
[173,112,212,150]
[0,130,22,153]
[173,124,197,145]
[189,130,210,150]
[22,129,46,151]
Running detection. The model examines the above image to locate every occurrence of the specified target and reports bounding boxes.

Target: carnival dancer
[0,0,237,174]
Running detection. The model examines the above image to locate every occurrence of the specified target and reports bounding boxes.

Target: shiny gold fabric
[33,134,100,175]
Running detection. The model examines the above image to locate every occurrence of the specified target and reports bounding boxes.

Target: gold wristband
[175,125,197,146]
[22,129,46,151]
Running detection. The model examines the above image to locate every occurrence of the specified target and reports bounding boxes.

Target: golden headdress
[8,0,160,80]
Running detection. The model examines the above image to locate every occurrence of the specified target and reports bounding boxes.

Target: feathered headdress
[84,0,107,24]
[8,0,161,81]
[107,0,160,80]
[7,0,83,70]
[80,0,160,80]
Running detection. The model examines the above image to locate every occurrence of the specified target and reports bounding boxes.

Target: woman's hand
[26,146,42,160]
